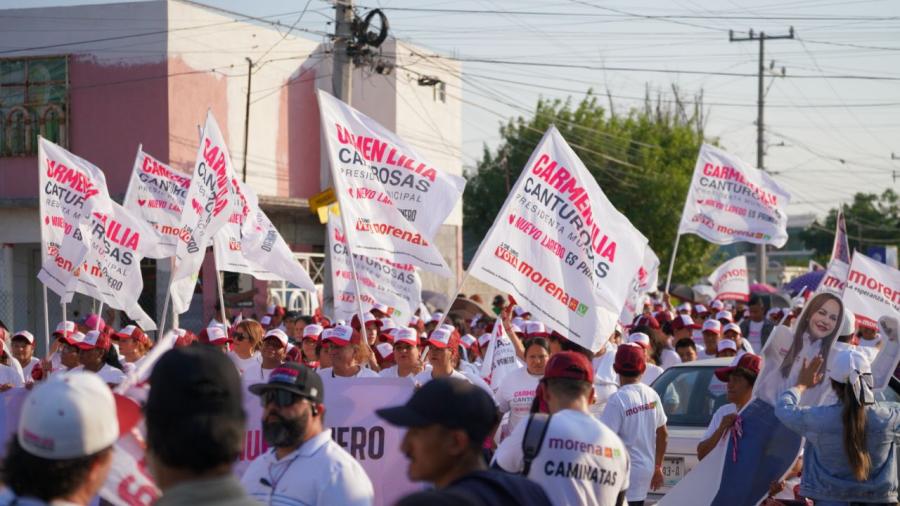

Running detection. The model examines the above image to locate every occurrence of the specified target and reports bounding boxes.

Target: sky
[7,0,900,222]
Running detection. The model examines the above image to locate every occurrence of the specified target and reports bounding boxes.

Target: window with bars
[0,56,68,157]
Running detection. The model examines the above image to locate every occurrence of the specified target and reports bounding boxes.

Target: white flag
[68,202,159,330]
[241,206,317,292]
[170,111,240,315]
[467,126,649,352]
[620,248,660,326]
[678,144,791,247]
[37,138,112,300]
[211,178,276,280]
[328,207,421,323]
[122,146,190,258]
[317,89,464,276]
[708,255,750,302]
[479,320,521,390]
[844,251,900,329]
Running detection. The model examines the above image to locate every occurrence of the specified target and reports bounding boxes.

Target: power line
[358,5,900,22]
[410,54,900,81]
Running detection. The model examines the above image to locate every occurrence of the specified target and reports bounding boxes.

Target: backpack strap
[521,412,552,476]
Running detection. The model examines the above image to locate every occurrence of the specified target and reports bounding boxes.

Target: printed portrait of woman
[756,292,844,407]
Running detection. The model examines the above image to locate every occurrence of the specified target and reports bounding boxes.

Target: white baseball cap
[478,333,492,348]
[379,318,398,332]
[460,334,477,349]
[723,323,742,335]
[716,311,734,322]
[677,302,692,313]
[523,321,548,337]
[695,304,708,314]
[702,320,722,334]
[393,328,419,346]
[263,329,289,348]
[12,330,34,345]
[429,312,444,323]
[18,373,121,459]
[439,323,455,333]
[628,332,652,349]
[711,300,725,310]
[302,324,324,340]
[371,302,389,314]
[511,316,525,328]
[427,328,454,348]
[53,321,76,338]
[718,339,737,352]
[206,326,231,345]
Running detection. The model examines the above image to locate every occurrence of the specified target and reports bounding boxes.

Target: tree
[799,189,900,264]
[463,91,717,284]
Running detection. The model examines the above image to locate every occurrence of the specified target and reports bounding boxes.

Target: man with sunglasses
[241,362,374,505]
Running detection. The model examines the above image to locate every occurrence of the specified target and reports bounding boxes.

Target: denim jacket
[775,386,900,503]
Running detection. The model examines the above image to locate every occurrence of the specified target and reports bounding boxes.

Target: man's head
[393,328,420,367]
[261,329,289,367]
[144,347,245,482]
[541,351,595,412]
[716,339,738,358]
[377,378,498,487]
[674,338,697,363]
[715,353,761,406]
[701,319,722,355]
[614,343,646,381]
[671,315,698,340]
[1,373,123,503]
[249,363,325,449]
[323,325,362,372]
[747,295,768,323]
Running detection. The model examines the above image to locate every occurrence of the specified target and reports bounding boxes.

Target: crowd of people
[0,291,897,506]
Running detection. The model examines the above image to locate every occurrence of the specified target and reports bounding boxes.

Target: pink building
[0,0,463,341]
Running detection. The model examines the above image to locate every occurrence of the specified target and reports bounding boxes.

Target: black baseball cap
[145,346,245,420]
[376,377,498,443]
[248,362,324,403]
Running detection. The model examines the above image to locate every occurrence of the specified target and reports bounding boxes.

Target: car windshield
[652,365,729,427]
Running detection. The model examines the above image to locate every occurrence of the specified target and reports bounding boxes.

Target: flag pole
[42,285,50,358]
[212,248,228,327]
[95,301,104,330]
[664,233,682,296]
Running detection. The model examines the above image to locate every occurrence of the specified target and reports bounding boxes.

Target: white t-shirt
[0,363,24,387]
[493,408,629,506]
[318,366,380,379]
[378,364,430,378]
[642,364,664,386]
[747,320,765,353]
[600,382,667,502]
[20,357,40,381]
[412,368,468,386]
[71,364,126,385]
[659,348,681,370]
[229,352,262,376]
[702,403,738,441]
[495,367,542,435]
[241,430,374,506]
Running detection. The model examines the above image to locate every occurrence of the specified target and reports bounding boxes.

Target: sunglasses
[234,332,249,342]
[261,389,303,408]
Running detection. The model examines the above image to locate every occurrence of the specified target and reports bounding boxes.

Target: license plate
[662,456,684,487]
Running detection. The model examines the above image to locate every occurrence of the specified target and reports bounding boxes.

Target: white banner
[619,247,660,326]
[844,251,900,329]
[122,146,190,257]
[211,178,275,280]
[324,378,418,506]
[170,111,240,314]
[708,255,750,302]
[479,319,521,390]
[328,207,421,323]
[466,126,648,351]
[678,144,791,247]
[241,207,317,291]
[37,138,113,299]
[68,202,159,329]
[100,434,160,506]
[317,89,463,277]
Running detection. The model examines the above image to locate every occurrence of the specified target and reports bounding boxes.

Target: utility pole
[729,27,794,285]
[241,57,253,183]
[333,0,354,104]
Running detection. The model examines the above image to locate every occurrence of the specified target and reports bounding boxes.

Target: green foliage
[799,189,900,263]
[463,93,716,284]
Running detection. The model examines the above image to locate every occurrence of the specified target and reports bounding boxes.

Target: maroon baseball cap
[715,353,762,382]
[634,315,660,330]
[543,351,593,383]
[671,314,700,331]
[613,343,647,375]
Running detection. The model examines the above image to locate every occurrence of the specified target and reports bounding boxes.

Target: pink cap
[323,324,360,347]
[302,324,324,340]
[427,328,454,348]
[76,330,110,351]
[393,328,419,346]
[82,314,105,332]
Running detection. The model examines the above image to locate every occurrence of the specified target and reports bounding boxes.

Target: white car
[647,356,900,501]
